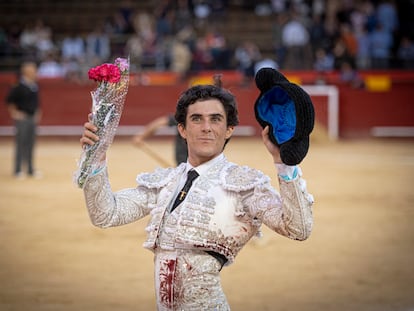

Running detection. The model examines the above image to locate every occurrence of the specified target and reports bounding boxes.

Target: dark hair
[175,84,239,127]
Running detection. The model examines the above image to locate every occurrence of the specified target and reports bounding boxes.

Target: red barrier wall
[1,70,413,138]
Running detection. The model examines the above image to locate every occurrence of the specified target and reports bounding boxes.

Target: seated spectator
[33,19,55,61]
[313,47,334,72]
[368,22,393,69]
[131,11,158,68]
[234,40,261,83]
[355,25,371,70]
[170,29,192,80]
[173,0,194,33]
[61,31,85,63]
[191,37,213,71]
[203,26,231,69]
[37,52,64,78]
[61,56,84,83]
[86,23,111,67]
[281,11,312,70]
[397,35,414,69]
[210,0,228,23]
[339,60,364,89]
[125,32,144,72]
[19,21,37,58]
[193,0,211,27]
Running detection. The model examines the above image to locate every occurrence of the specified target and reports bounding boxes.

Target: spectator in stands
[117,0,135,34]
[5,61,42,179]
[131,11,159,69]
[339,23,358,61]
[255,1,273,17]
[170,27,193,80]
[203,26,231,70]
[19,21,37,59]
[59,31,85,82]
[33,19,55,61]
[154,0,175,39]
[86,23,111,67]
[210,0,228,23]
[332,38,354,70]
[281,10,312,70]
[125,31,144,72]
[339,59,364,89]
[173,0,194,33]
[355,25,371,70]
[397,35,414,69]
[193,0,211,28]
[376,0,399,35]
[37,51,64,78]
[313,47,334,72]
[61,56,84,83]
[234,40,261,84]
[270,0,287,14]
[368,21,393,69]
[61,31,85,63]
[191,37,213,72]
[271,12,289,69]
[309,13,331,54]
[105,11,131,35]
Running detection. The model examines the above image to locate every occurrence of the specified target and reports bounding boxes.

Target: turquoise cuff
[276,164,298,181]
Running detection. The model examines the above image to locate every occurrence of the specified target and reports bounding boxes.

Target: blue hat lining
[256,86,296,144]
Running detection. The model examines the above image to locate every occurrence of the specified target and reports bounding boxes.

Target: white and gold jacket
[83,155,314,265]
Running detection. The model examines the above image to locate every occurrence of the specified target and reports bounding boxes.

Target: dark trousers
[14,117,36,175]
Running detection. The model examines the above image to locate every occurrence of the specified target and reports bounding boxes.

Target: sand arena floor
[0,136,413,311]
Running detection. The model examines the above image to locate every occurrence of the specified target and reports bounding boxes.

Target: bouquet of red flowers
[74,57,130,188]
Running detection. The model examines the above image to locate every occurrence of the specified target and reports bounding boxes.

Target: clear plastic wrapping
[74,57,130,188]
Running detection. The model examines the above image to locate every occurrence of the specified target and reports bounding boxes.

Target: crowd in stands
[0,0,413,84]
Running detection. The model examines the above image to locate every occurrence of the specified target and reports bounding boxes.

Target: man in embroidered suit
[79,84,314,310]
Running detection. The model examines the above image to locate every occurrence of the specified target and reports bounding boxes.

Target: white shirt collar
[185,153,225,176]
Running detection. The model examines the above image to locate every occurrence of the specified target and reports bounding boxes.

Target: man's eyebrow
[189,113,225,118]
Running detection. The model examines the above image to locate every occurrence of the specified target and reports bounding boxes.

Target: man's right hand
[80,121,99,149]
[79,115,107,162]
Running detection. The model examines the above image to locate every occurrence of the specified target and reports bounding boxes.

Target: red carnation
[88,63,121,83]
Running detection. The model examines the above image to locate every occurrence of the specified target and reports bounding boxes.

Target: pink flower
[115,58,129,73]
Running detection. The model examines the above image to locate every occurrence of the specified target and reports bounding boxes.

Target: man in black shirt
[5,61,42,178]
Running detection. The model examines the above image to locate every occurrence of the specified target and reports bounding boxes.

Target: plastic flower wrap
[74,57,130,188]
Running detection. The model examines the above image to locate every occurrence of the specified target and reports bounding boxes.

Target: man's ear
[225,126,234,139]
[177,123,186,139]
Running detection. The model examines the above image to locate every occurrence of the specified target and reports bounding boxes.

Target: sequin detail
[82,155,314,310]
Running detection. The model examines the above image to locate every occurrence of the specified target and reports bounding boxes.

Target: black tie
[170,169,199,212]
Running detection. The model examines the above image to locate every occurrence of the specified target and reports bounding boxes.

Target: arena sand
[0,136,413,311]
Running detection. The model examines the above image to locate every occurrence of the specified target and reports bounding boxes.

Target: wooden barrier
[1,70,414,138]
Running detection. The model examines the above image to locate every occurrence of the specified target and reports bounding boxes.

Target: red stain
[159,259,176,308]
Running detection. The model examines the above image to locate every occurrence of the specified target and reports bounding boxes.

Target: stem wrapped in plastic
[74,58,130,188]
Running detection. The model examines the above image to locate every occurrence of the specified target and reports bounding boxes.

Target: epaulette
[136,164,185,189]
[220,164,270,192]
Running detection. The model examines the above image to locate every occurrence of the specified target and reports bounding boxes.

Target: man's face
[22,63,38,82]
[178,99,234,166]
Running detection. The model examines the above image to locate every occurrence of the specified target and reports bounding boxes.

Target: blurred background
[0,0,413,141]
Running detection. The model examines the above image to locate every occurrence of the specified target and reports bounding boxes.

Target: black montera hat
[254,67,315,165]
